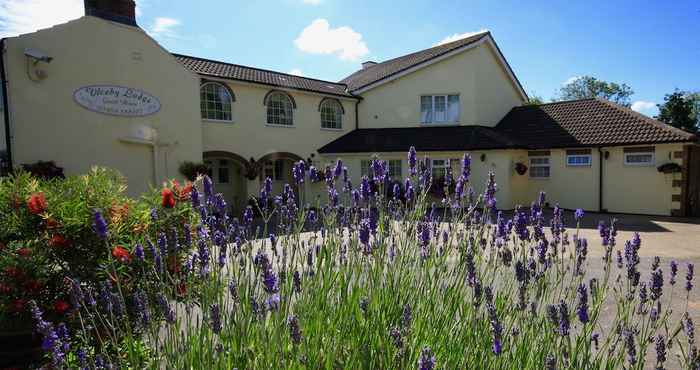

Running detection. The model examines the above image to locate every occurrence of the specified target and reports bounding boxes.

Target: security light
[24,48,53,63]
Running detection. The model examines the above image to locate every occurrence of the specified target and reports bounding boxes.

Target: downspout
[354,97,360,130]
[598,147,604,212]
[0,38,13,173]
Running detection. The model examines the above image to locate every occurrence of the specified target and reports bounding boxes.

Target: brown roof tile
[340,31,490,92]
[173,54,355,98]
[495,98,696,148]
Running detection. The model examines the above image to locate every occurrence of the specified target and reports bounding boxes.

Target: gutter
[0,38,13,173]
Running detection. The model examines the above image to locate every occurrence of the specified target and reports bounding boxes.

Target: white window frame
[320,100,343,130]
[431,159,449,180]
[624,152,655,166]
[263,159,286,181]
[420,94,459,124]
[566,154,592,167]
[266,92,294,126]
[529,156,550,179]
[204,159,231,184]
[200,82,233,122]
[387,160,402,179]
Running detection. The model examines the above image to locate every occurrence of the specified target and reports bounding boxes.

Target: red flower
[176,282,187,296]
[0,283,11,294]
[24,279,42,293]
[173,181,193,201]
[26,192,47,215]
[3,266,22,279]
[53,300,70,314]
[45,217,60,229]
[111,246,132,263]
[49,234,71,248]
[161,188,176,209]
[10,299,26,312]
[17,248,31,258]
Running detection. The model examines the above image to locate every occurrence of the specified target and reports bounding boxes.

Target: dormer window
[421,94,459,124]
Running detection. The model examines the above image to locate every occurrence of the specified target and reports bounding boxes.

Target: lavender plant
[30,147,698,369]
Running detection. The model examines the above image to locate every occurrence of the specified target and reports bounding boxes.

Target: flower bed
[11,150,700,369]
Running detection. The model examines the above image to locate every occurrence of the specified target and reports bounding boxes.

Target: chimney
[361,61,378,69]
[84,0,138,26]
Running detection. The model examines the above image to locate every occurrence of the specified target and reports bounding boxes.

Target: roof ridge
[173,53,349,87]
[594,98,697,140]
[515,98,597,109]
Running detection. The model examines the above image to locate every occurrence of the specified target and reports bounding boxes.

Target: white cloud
[302,0,322,4]
[563,76,582,86]
[289,68,304,76]
[434,29,489,46]
[631,100,657,115]
[294,18,369,61]
[148,17,180,39]
[0,0,83,38]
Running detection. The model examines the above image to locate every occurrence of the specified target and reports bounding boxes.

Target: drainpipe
[598,147,604,212]
[0,38,13,173]
[354,98,360,130]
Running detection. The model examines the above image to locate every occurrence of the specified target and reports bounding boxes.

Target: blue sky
[1,0,698,116]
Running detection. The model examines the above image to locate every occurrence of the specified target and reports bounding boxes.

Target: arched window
[200,82,233,121]
[320,99,343,129]
[266,91,294,126]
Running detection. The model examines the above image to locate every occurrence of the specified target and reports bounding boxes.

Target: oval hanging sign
[73,85,161,117]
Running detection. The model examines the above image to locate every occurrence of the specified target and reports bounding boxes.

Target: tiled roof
[318,99,696,154]
[173,54,355,98]
[340,31,490,92]
[495,98,696,148]
[317,125,521,154]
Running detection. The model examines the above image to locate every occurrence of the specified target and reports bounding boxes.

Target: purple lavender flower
[203,175,214,200]
[293,270,301,293]
[133,290,151,328]
[650,268,664,301]
[670,260,678,285]
[461,153,471,181]
[156,293,175,324]
[455,176,464,199]
[359,218,371,248]
[288,315,302,344]
[309,165,319,182]
[623,327,637,366]
[576,283,589,324]
[487,301,503,355]
[359,297,369,314]
[575,208,584,221]
[655,334,667,368]
[389,327,403,348]
[262,264,279,294]
[484,172,497,209]
[558,300,570,336]
[545,355,556,370]
[402,304,412,329]
[408,146,417,176]
[92,210,108,239]
[687,263,695,292]
[210,304,222,334]
[134,243,144,262]
[360,176,371,200]
[393,182,401,199]
[591,333,599,350]
[417,346,436,370]
[191,186,200,208]
[292,160,306,184]
[243,206,254,227]
[30,301,65,368]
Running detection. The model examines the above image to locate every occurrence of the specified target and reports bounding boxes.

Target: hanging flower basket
[657,162,682,174]
[515,162,528,176]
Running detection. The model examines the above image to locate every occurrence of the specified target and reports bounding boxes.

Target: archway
[203,151,250,216]
[256,152,304,199]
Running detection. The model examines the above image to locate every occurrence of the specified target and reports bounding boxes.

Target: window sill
[203,119,235,124]
[266,123,295,128]
[624,163,655,167]
[420,122,461,126]
[321,127,343,132]
[529,177,550,180]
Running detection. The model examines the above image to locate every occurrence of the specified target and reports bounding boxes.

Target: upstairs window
[266,92,294,126]
[200,82,233,121]
[624,147,655,166]
[421,95,459,124]
[320,99,343,129]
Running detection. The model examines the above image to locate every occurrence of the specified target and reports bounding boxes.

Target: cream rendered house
[1,0,698,216]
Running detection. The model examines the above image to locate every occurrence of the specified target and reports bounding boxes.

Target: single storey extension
[1,0,698,216]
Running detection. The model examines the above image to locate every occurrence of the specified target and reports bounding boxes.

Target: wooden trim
[623,146,655,153]
[528,150,551,157]
[680,145,691,216]
[566,149,592,155]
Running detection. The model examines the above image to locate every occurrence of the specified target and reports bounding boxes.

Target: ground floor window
[361,159,402,179]
[204,159,231,184]
[566,149,592,166]
[624,147,655,166]
[264,159,285,180]
[529,156,550,178]
[431,159,449,180]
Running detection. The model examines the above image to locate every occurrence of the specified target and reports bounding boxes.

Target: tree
[556,76,634,107]
[656,90,699,133]
[523,94,544,106]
